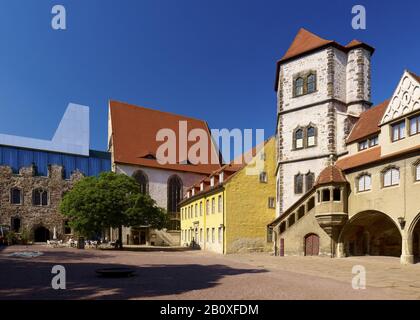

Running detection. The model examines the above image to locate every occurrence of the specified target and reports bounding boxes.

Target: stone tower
[275,28,374,216]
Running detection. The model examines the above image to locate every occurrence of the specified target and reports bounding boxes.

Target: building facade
[108,100,221,246]
[180,137,276,254]
[270,29,420,265]
[275,28,374,216]
[0,104,111,242]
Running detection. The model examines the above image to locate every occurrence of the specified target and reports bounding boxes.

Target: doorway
[34,226,50,242]
[305,233,319,256]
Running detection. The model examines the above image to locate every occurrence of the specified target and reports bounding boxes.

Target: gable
[380,71,420,125]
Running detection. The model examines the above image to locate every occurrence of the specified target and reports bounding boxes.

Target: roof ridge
[109,99,209,124]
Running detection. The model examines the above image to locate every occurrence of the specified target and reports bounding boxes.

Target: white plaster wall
[280,50,330,111]
[115,164,206,208]
[282,157,329,211]
[281,102,332,162]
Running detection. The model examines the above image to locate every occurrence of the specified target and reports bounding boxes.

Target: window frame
[294,77,304,96]
[307,73,316,93]
[382,166,400,187]
[357,173,372,192]
[32,188,49,206]
[294,173,303,194]
[391,120,406,142]
[10,188,22,205]
[409,115,420,136]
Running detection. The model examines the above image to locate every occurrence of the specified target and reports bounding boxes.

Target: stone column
[400,231,414,264]
[336,242,345,258]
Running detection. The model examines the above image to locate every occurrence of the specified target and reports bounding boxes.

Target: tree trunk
[118,225,123,250]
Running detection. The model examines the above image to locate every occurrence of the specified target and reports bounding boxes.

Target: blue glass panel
[101,158,111,173]
[33,151,48,176]
[18,149,34,171]
[2,147,19,173]
[89,157,101,176]
[75,156,89,176]
[48,152,62,166]
[62,155,76,179]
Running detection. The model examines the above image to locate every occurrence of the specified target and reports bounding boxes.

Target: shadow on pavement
[0,255,267,300]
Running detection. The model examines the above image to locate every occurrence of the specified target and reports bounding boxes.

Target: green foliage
[6,231,16,244]
[60,172,167,237]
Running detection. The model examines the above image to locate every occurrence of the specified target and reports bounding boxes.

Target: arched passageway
[339,211,401,257]
[34,226,50,242]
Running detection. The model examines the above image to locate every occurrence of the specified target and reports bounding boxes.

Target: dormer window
[200,182,204,191]
[392,121,406,142]
[191,189,195,196]
[187,191,190,198]
[219,172,224,183]
[358,140,368,151]
[294,77,304,96]
[369,136,378,147]
[210,177,215,187]
[307,74,316,93]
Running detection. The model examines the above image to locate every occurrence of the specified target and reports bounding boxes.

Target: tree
[60,172,167,249]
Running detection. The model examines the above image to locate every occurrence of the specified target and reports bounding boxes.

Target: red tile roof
[346,100,390,144]
[274,28,374,91]
[109,100,221,174]
[337,145,420,171]
[315,164,347,186]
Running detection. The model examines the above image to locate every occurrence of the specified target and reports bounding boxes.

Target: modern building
[107,100,221,246]
[180,137,276,254]
[270,28,420,264]
[0,103,111,242]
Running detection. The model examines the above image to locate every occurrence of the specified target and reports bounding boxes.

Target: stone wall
[0,164,83,241]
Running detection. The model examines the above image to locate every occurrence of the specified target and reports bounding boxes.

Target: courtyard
[1,245,420,300]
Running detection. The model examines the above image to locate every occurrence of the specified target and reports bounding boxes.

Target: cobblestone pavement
[0,245,418,300]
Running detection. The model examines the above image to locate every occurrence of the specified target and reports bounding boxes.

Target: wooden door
[305,234,319,256]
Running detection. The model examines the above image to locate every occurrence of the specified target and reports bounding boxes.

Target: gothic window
[357,174,372,192]
[305,172,315,191]
[294,77,304,96]
[167,175,182,213]
[33,189,48,206]
[132,170,149,195]
[383,167,400,187]
[307,126,316,147]
[294,173,303,194]
[10,188,22,205]
[307,74,316,93]
[11,217,21,233]
[294,128,304,149]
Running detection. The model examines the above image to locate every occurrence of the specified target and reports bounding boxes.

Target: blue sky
[0,0,418,152]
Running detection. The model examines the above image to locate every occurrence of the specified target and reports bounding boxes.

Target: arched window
[33,189,48,206]
[294,173,303,194]
[167,175,182,213]
[305,172,315,191]
[294,77,304,96]
[10,188,22,205]
[11,217,21,232]
[307,126,316,147]
[307,74,316,93]
[294,128,304,149]
[132,170,149,195]
[357,174,371,192]
[383,167,400,187]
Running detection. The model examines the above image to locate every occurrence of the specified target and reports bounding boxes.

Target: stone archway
[34,226,50,242]
[408,212,420,263]
[338,210,402,257]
